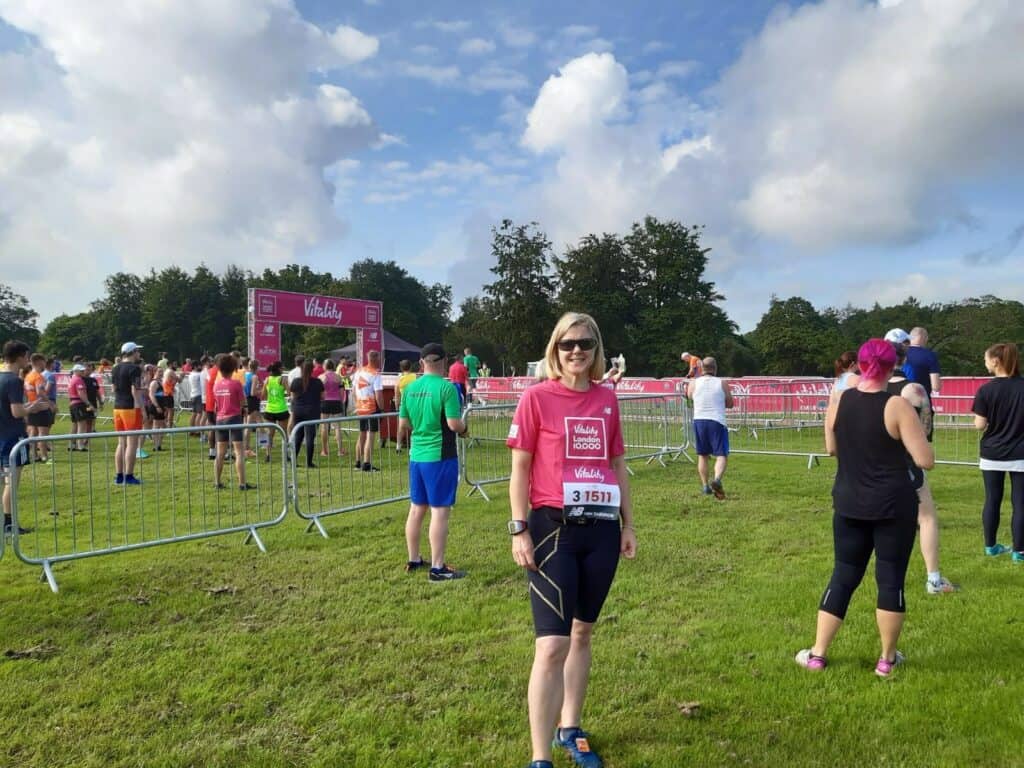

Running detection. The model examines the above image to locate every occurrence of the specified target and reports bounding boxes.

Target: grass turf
[0,414,1020,767]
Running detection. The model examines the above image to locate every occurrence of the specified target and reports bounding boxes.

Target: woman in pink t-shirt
[506,312,637,768]
[212,355,253,491]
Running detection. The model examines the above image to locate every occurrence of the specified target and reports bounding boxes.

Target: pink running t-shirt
[322,371,342,401]
[213,377,244,420]
[68,374,87,405]
[506,379,625,511]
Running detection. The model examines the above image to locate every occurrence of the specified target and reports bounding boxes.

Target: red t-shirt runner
[506,379,625,515]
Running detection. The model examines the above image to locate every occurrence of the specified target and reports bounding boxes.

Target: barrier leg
[41,560,59,593]
[465,483,490,502]
[243,526,267,553]
[807,454,821,470]
[305,517,329,538]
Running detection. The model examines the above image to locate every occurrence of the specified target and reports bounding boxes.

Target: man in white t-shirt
[685,357,734,499]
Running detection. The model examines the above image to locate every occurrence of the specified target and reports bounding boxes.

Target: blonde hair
[543,312,606,382]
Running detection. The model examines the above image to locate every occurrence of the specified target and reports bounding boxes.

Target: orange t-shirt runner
[353,366,382,416]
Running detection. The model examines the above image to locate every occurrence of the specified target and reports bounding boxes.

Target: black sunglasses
[556,338,597,352]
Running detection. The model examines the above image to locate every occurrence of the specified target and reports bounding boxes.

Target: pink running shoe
[875,651,905,678]
[794,649,827,671]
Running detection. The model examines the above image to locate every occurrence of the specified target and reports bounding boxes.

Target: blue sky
[1,0,1022,333]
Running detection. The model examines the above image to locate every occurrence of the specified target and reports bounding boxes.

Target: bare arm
[974,414,988,431]
[886,396,934,469]
[722,379,734,409]
[824,389,841,456]
[445,416,466,435]
[612,453,637,558]
[510,448,537,571]
[900,382,931,438]
[930,373,941,394]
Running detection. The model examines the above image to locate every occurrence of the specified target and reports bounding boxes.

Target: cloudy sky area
[1,0,1022,331]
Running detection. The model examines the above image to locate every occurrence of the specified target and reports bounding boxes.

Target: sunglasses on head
[556,338,597,352]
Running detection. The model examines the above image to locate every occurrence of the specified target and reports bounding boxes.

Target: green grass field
[0,413,1020,767]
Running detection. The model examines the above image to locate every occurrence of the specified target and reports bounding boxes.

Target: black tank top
[832,389,918,520]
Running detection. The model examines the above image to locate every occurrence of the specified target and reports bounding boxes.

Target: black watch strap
[507,519,528,536]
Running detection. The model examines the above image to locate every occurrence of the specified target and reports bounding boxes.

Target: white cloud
[642,40,670,54]
[459,37,496,56]
[412,44,438,56]
[468,64,529,93]
[657,60,698,80]
[515,0,1024,330]
[562,25,599,39]
[0,1,381,324]
[365,191,412,204]
[523,53,629,153]
[327,24,380,63]
[420,19,472,34]
[498,22,536,49]
[400,62,461,85]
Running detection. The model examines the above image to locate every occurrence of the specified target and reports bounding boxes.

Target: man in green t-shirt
[463,346,480,402]
[399,343,468,581]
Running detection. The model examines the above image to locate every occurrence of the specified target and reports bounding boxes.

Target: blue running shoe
[526,763,554,768]
[986,544,1010,556]
[554,727,603,768]
[1012,551,1024,563]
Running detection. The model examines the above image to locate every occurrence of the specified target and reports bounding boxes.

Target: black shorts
[358,416,380,432]
[192,396,204,414]
[70,402,92,423]
[321,400,343,415]
[145,403,162,419]
[158,394,175,410]
[215,415,245,443]
[264,411,289,423]
[246,396,260,414]
[526,506,621,637]
[27,410,54,428]
[205,410,216,424]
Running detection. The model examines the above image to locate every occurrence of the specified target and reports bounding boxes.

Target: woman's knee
[534,635,571,665]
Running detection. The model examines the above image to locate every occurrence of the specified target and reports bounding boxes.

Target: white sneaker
[926,576,958,594]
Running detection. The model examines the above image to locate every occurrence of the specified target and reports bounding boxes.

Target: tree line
[2,215,1021,375]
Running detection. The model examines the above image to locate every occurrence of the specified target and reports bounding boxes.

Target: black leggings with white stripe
[819,512,917,619]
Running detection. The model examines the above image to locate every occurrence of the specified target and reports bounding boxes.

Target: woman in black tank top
[795,339,934,678]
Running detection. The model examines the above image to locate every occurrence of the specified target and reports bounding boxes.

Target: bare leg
[321,419,330,456]
[560,620,595,729]
[811,610,844,658]
[125,435,139,476]
[917,481,940,574]
[714,455,728,481]
[405,503,427,561]
[37,426,50,460]
[336,422,345,455]
[115,435,126,474]
[428,506,450,568]
[232,440,245,485]
[697,455,709,487]
[528,636,571,763]
[876,609,905,662]
[214,439,227,484]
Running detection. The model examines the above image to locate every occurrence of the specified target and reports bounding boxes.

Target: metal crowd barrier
[617,395,672,472]
[459,402,517,500]
[662,393,695,463]
[725,391,981,467]
[289,412,410,537]
[7,422,289,592]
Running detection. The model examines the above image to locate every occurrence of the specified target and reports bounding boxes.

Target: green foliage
[37,312,105,359]
[747,296,844,375]
[444,296,501,372]
[483,219,558,371]
[0,283,40,347]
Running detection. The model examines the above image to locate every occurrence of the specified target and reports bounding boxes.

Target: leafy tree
[37,312,103,359]
[483,220,557,370]
[349,259,450,345]
[90,273,144,357]
[139,267,195,362]
[554,233,640,362]
[0,283,40,347]
[626,217,734,376]
[445,296,500,372]
[747,296,844,375]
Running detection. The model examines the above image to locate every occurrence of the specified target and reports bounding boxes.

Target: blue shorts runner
[694,419,729,457]
[0,436,29,469]
[409,457,459,508]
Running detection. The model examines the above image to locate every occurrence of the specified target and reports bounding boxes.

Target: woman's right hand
[512,531,537,571]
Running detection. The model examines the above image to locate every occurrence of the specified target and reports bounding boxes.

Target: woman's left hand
[620,527,637,559]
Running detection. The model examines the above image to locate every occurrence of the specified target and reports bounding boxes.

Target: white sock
[927,571,941,584]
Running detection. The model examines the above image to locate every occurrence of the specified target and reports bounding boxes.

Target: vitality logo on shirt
[564,417,607,460]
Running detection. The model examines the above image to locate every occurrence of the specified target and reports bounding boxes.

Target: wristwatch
[507,520,528,536]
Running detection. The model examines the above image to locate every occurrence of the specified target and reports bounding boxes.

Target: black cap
[421,343,445,361]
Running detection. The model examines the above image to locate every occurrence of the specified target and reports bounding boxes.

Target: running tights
[819,512,917,619]
[292,411,319,466]
[981,470,1024,551]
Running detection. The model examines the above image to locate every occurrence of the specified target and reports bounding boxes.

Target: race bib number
[562,465,620,519]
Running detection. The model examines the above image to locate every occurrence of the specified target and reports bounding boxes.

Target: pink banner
[251,288,381,328]
[252,320,282,370]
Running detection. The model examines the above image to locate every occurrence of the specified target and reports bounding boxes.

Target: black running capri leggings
[526,507,620,637]
[819,511,917,619]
